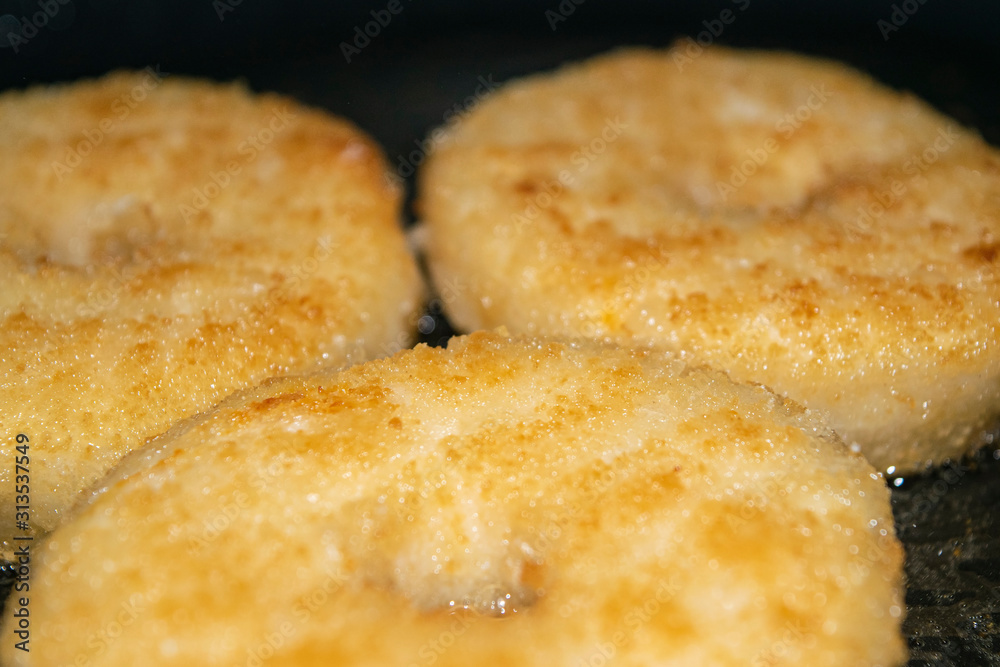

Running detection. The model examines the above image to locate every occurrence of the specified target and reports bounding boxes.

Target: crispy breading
[419,45,1000,473]
[0,71,423,558]
[3,332,905,666]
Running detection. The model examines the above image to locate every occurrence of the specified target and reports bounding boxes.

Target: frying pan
[1,2,998,665]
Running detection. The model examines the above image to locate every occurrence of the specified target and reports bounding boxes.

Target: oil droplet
[417,315,435,334]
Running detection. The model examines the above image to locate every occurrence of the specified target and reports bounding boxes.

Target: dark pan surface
[891,448,1000,666]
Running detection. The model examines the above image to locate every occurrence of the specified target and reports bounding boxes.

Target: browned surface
[2,332,905,666]
[420,45,1000,474]
[0,71,423,557]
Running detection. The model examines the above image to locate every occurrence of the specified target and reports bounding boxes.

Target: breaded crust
[0,71,423,558]
[3,332,905,666]
[419,45,1000,474]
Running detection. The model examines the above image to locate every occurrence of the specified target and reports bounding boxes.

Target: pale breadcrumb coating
[3,332,904,666]
[0,71,423,557]
[420,45,1000,473]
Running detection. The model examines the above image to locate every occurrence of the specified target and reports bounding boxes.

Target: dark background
[1,0,999,169]
[2,1,999,665]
